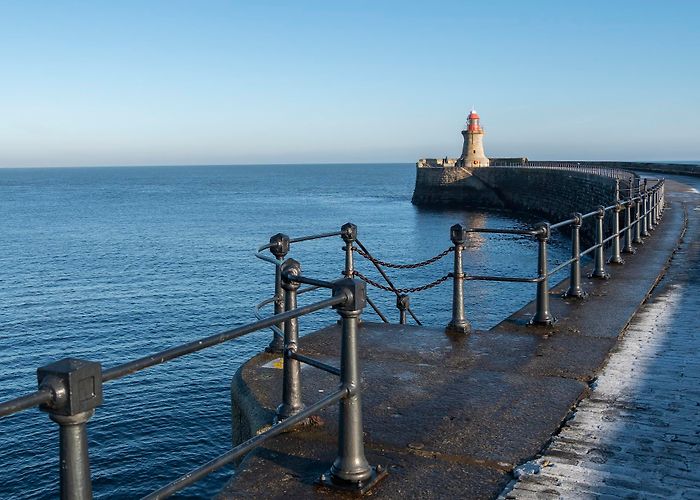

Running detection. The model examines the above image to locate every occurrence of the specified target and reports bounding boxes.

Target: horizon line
[1,159,699,170]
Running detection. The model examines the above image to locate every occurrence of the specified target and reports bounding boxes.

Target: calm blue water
[0,164,570,498]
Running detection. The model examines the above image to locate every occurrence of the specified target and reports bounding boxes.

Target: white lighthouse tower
[459,109,489,167]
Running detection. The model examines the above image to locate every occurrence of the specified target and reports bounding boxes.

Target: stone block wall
[412,165,635,244]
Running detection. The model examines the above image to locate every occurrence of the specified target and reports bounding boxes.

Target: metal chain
[352,270,452,294]
[353,246,454,269]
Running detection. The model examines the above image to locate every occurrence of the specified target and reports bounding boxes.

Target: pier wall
[412,165,622,219]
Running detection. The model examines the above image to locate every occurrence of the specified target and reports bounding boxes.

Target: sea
[0,163,572,499]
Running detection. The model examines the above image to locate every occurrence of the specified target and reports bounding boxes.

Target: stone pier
[221,180,693,498]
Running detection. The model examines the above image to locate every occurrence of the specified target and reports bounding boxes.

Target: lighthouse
[459,109,490,167]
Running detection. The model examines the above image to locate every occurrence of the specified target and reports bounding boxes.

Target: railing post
[341,222,357,278]
[322,278,385,493]
[531,222,556,325]
[447,224,471,334]
[641,189,650,237]
[590,206,610,279]
[608,202,624,265]
[266,233,290,353]
[276,258,304,421]
[622,200,636,254]
[633,198,644,245]
[566,213,586,298]
[647,189,655,231]
[614,177,620,202]
[652,189,659,226]
[397,294,409,325]
[37,358,103,500]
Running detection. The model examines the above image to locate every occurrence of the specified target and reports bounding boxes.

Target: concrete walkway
[222,181,692,499]
[504,182,700,499]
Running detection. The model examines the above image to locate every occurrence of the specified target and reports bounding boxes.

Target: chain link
[354,246,454,269]
[352,270,452,294]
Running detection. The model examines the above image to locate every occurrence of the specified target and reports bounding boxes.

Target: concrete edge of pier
[221,182,688,499]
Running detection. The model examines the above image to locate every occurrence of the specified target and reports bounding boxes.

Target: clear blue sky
[1,0,698,167]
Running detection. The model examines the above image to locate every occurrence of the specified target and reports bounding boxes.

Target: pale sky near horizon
[1,0,698,168]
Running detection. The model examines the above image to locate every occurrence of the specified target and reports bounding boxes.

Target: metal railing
[255,176,666,336]
[0,165,666,499]
[344,175,665,330]
[0,264,386,497]
[489,161,636,181]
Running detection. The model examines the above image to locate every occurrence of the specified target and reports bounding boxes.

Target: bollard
[266,233,290,353]
[590,206,610,279]
[530,222,556,325]
[565,213,586,298]
[633,199,644,245]
[447,224,471,333]
[622,200,636,254]
[608,202,624,265]
[38,358,103,500]
[276,259,304,421]
[396,294,409,325]
[341,223,357,278]
[322,278,385,493]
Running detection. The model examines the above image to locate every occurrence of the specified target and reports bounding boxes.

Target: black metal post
[641,191,650,237]
[396,294,409,325]
[608,202,624,265]
[531,222,556,325]
[276,258,304,421]
[447,224,471,333]
[633,199,644,245]
[646,192,654,231]
[322,278,385,493]
[266,233,290,353]
[341,223,357,278]
[566,213,586,298]
[622,201,636,254]
[37,358,103,500]
[590,206,610,279]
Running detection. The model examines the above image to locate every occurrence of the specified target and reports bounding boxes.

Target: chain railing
[354,246,454,269]
[352,270,453,294]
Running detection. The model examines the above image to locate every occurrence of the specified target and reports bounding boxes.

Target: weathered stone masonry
[412,165,633,244]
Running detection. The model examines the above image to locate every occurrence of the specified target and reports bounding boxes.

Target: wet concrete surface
[222,181,688,499]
